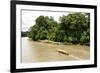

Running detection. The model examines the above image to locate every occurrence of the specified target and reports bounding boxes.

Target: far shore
[22,37,90,46]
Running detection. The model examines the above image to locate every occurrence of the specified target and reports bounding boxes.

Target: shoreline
[22,37,90,46]
[26,37,90,46]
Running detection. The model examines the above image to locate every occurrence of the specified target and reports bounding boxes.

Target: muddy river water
[22,37,90,63]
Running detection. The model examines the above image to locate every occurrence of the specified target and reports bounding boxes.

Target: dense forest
[23,13,90,45]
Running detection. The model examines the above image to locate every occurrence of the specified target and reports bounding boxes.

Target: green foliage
[21,31,28,37]
[59,13,90,44]
[28,13,90,45]
[80,32,90,45]
[55,30,65,42]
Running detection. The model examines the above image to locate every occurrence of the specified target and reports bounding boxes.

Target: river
[22,37,90,63]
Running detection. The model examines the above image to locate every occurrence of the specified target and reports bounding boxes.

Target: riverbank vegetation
[26,13,90,45]
[21,31,28,37]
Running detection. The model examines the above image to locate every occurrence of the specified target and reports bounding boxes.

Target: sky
[21,10,70,32]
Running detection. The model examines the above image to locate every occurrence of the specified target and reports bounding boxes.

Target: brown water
[22,37,90,63]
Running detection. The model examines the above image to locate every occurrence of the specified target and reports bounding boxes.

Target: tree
[59,13,90,44]
[28,13,90,45]
[21,31,28,37]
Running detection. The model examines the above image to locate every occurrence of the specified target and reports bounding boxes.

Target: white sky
[22,10,69,31]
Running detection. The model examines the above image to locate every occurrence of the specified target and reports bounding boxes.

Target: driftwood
[56,49,69,56]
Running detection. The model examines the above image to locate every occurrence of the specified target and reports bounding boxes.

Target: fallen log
[56,49,69,56]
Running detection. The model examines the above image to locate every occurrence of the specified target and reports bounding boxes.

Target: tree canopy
[27,13,90,45]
